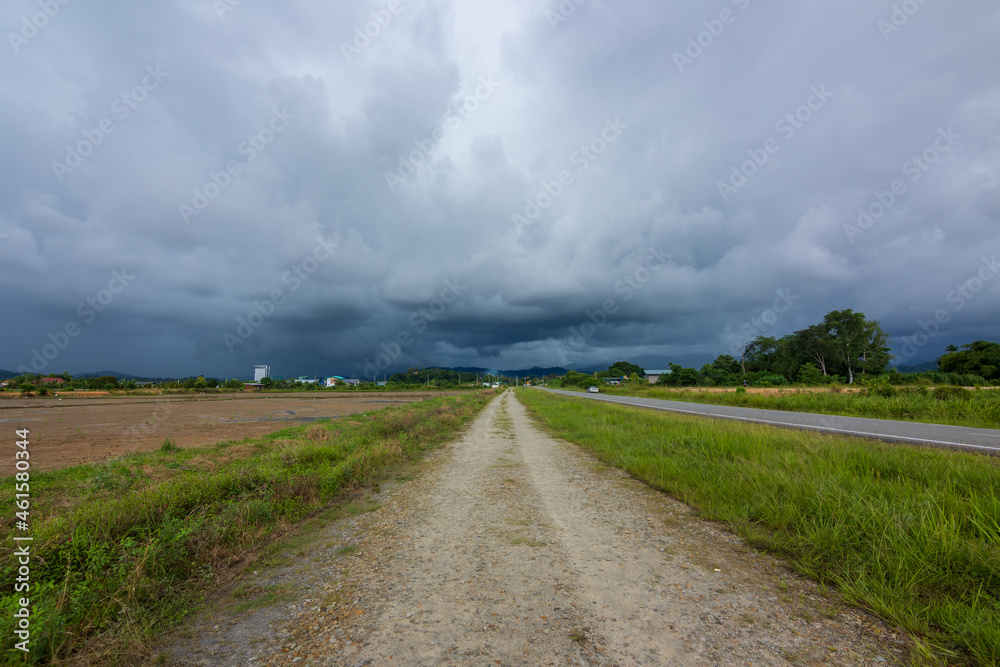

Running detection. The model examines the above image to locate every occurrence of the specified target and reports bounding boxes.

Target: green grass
[0,392,492,665]
[517,388,1000,666]
[584,384,1000,429]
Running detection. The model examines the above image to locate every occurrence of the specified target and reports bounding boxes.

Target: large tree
[743,336,782,374]
[821,309,891,383]
[607,361,644,379]
[795,323,835,377]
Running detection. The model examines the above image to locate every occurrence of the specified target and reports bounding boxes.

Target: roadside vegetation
[584,382,1000,430]
[517,388,1000,665]
[0,391,492,665]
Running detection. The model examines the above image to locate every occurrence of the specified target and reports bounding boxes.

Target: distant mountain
[0,369,17,380]
[573,364,610,374]
[450,366,570,377]
[894,361,938,374]
[76,370,154,381]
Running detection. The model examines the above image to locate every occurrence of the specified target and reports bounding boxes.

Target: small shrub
[160,438,180,453]
[932,386,973,401]
[752,374,787,387]
[861,376,897,398]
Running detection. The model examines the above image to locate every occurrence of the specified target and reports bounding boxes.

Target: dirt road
[160,390,909,665]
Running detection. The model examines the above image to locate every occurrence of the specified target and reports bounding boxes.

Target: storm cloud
[1,0,998,378]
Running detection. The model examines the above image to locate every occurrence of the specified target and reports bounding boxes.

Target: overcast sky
[2,0,998,379]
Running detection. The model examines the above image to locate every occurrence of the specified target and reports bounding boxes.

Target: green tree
[938,341,1000,380]
[607,361,644,379]
[744,336,782,374]
[796,362,826,385]
[562,370,596,387]
[701,355,740,386]
[90,375,119,390]
[822,310,890,383]
[657,363,698,387]
[795,324,835,377]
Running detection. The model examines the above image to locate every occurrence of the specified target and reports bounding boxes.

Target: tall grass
[0,392,492,665]
[518,389,1000,665]
[593,385,1000,429]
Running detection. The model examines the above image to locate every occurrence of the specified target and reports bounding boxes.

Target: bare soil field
[0,391,460,472]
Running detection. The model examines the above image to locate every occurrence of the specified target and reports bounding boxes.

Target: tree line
[554,310,999,388]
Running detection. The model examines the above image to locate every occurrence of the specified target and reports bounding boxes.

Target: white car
[587,386,599,393]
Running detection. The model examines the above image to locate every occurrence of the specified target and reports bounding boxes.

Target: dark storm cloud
[1,0,997,378]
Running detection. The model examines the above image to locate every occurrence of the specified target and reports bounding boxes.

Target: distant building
[324,376,344,387]
[39,378,66,385]
[644,369,669,384]
[254,365,270,382]
[342,379,362,386]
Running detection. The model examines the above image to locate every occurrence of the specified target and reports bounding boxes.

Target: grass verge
[517,388,1000,665]
[0,391,493,665]
[583,384,1000,429]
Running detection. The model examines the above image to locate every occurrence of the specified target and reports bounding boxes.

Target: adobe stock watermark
[363,278,466,378]
[555,247,672,365]
[17,268,134,373]
[384,75,502,192]
[51,65,169,183]
[673,0,752,74]
[179,106,295,224]
[223,235,340,352]
[341,0,405,63]
[213,0,244,20]
[728,288,799,359]
[511,117,628,233]
[717,84,834,203]
[892,254,998,365]
[843,127,958,244]
[878,0,932,41]
[545,0,590,31]
[8,0,73,55]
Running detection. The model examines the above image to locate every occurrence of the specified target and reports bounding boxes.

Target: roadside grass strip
[517,389,1000,665]
[0,392,492,665]
[593,385,1000,430]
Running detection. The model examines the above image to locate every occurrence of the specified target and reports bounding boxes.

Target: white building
[644,369,669,384]
[254,365,271,382]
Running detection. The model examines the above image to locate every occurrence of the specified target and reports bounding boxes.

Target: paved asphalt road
[540,388,1000,456]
